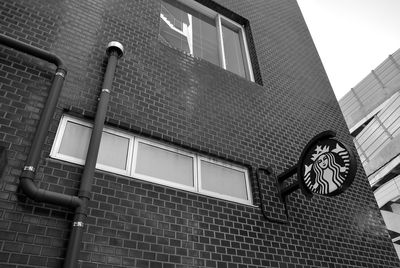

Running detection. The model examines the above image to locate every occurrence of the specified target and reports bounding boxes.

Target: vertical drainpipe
[63,41,124,268]
[0,34,125,267]
[0,34,82,208]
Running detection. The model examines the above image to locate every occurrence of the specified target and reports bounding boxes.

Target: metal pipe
[0,34,66,70]
[0,34,82,208]
[20,177,81,207]
[63,41,124,268]
[78,50,120,199]
[1,34,124,267]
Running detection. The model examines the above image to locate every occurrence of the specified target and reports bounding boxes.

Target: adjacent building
[339,48,400,257]
[1,0,399,267]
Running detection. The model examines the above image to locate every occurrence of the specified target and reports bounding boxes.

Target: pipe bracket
[102,88,110,94]
[55,71,66,78]
[23,166,35,172]
[73,221,84,227]
[78,190,91,200]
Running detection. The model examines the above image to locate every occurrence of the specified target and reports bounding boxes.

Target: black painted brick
[0,0,399,268]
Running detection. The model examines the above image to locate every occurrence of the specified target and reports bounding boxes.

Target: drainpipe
[0,34,124,267]
[63,41,124,268]
[0,34,81,208]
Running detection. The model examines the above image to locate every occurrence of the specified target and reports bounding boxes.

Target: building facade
[339,48,400,257]
[0,0,399,267]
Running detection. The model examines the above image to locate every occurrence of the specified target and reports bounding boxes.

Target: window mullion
[194,156,200,192]
[239,27,254,81]
[50,114,68,158]
[126,136,135,177]
[216,14,226,69]
[130,138,140,178]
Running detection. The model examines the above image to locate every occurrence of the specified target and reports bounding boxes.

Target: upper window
[159,0,254,81]
[51,115,252,205]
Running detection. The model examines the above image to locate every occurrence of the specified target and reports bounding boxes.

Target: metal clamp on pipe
[63,41,124,268]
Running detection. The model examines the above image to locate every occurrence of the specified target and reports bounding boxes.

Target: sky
[296,0,400,100]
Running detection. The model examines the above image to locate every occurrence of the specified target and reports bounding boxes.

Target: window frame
[51,115,253,205]
[197,156,253,205]
[131,137,198,193]
[160,0,255,81]
[50,115,134,176]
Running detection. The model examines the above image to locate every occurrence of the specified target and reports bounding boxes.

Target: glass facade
[339,48,400,258]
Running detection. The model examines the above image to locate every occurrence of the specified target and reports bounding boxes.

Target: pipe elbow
[51,55,67,72]
[20,175,82,208]
[20,176,40,201]
[0,34,67,72]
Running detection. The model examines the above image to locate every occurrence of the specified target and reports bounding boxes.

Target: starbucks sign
[297,131,357,197]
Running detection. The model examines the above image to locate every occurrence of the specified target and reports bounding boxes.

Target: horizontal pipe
[0,34,66,70]
[280,181,300,199]
[20,176,82,208]
[277,165,297,183]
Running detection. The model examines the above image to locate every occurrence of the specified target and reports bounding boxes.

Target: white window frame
[161,0,254,81]
[197,156,253,205]
[50,114,134,176]
[131,138,198,193]
[51,115,253,205]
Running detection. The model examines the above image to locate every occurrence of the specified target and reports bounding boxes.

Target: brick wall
[0,0,399,267]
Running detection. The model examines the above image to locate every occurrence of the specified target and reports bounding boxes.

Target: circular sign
[297,131,357,196]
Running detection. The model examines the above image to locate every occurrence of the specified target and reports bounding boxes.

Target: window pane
[160,0,219,66]
[192,15,219,65]
[222,25,246,78]
[58,121,129,171]
[160,0,191,53]
[135,142,194,187]
[201,160,248,200]
[97,132,129,170]
[58,122,91,160]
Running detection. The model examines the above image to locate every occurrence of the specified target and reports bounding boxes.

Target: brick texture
[0,0,399,267]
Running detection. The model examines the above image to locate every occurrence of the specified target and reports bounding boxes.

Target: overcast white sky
[297,0,400,100]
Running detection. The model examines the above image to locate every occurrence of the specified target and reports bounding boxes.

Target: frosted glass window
[222,25,246,78]
[97,132,129,170]
[57,122,130,170]
[58,121,91,161]
[134,142,194,187]
[159,0,254,81]
[200,160,248,200]
[52,115,252,205]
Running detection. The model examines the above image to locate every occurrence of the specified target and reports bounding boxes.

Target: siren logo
[303,142,350,194]
[297,134,356,197]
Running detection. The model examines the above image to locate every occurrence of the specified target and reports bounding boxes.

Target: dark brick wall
[0,0,399,267]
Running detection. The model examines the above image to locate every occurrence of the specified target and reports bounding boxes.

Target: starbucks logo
[297,133,357,196]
